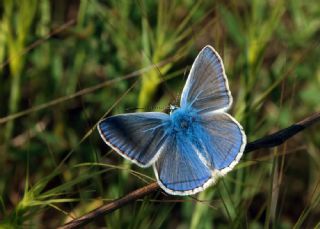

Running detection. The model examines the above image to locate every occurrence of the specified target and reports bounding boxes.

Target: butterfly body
[98,45,246,195]
[168,107,198,134]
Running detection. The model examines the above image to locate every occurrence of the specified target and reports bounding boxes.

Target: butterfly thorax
[169,107,198,134]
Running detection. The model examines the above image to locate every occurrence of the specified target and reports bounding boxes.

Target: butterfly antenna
[141,51,177,102]
[174,65,192,104]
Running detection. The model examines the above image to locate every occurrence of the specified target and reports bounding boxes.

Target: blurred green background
[0,0,319,228]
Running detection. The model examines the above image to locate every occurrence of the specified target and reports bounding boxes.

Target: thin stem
[58,182,160,229]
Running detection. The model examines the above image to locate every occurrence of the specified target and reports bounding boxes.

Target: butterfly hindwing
[98,112,169,167]
[180,45,232,114]
[153,132,213,195]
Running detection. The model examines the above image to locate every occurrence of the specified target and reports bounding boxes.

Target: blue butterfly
[98,45,246,195]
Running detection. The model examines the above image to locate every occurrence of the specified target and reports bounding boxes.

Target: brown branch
[59,111,320,229]
[58,182,160,229]
[244,111,320,152]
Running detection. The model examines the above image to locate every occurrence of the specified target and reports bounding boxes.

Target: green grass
[0,0,319,228]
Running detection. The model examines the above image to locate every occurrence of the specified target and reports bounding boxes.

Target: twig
[0,56,180,125]
[244,111,320,152]
[58,182,160,229]
[59,111,320,229]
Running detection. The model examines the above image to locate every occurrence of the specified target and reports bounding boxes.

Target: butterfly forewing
[98,112,169,167]
[193,113,246,173]
[180,45,232,114]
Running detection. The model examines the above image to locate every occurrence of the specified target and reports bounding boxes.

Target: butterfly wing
[195,112,246,174]
[180,45,232,114]
[98,112,169,167]
[153,132,214,195]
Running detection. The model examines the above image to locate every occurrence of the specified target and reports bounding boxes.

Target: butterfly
[98,45,246,195]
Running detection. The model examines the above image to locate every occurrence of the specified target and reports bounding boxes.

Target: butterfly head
[169,105,179,115]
